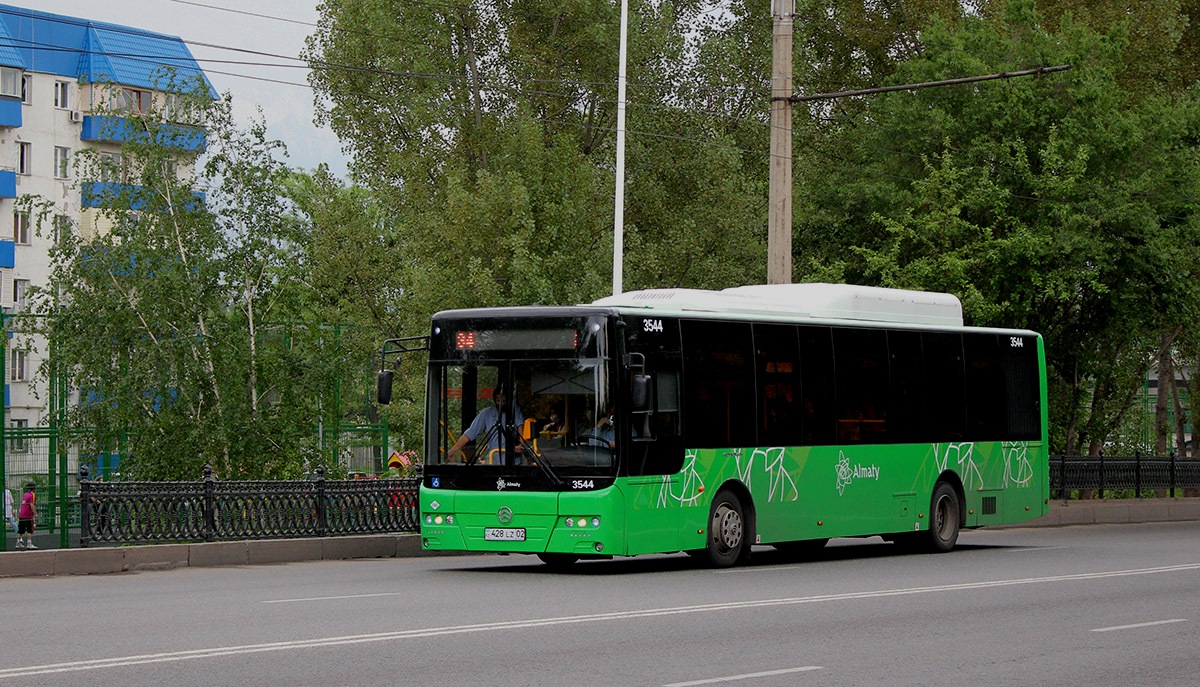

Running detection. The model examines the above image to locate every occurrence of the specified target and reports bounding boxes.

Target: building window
[13,279,29,311]
[99,152,125,183]
[165,93,181,120]
[54,146,71,179]
[10,348,27,382]
[18,142,31,175]
[21,74,31,104]
[53,215,72,246]
[9,419,28,454]
[54,80,70,109]
[14,211,31,245]
[114,87,151,114]
[0,67,19,98]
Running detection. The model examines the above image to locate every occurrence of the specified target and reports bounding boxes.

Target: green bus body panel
[418,439,1048,556]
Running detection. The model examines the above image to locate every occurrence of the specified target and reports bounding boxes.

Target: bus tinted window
[754,324,802,447]
[887,330,926,443]
[798,326,836,445]
[833,327,890,444]
[924,332,966,441]
[964,334,1007,440]
[681,320,756,448]
[1004,336,1041,440]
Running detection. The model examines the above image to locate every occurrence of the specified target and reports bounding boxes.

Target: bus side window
[681,319,756,449]
[754,323,802,447]
[833,327,890,444]
[924,332,966,441]
[798,326,835,446]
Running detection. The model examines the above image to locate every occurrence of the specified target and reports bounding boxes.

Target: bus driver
[446,386,525,462]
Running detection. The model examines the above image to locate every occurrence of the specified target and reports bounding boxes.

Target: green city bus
[380,284,1049,568]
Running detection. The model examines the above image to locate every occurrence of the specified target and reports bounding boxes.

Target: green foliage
[796,1,1200,454]
[22,88,360,480]
[301,0,1200,458]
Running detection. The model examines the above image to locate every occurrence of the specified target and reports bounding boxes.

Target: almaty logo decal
[835,451,880,495]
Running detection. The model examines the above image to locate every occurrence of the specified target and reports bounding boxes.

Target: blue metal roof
[0,4,215,96]
[0,15,24,69]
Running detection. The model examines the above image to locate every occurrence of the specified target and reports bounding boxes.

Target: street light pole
[612,0,629,296]
[767,0,794,284]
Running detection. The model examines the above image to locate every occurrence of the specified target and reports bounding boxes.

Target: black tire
[924,482,961,553]
[537,553,579,568]
[703,490,747,568]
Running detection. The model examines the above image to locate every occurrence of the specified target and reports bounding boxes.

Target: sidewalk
[2,498,1198,578]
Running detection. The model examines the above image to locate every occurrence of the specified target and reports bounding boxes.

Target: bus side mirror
[377,369,394,405]
[631,374,651,411]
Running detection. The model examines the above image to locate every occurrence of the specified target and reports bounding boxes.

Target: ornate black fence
[79,465,420,547]
[1050,455,1200,497]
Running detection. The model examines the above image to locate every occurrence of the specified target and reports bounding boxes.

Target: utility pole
[767,0,794,284]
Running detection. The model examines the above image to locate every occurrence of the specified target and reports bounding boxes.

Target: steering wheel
[575,432,610,448]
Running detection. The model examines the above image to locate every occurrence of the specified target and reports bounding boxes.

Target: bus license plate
[485,527,526,542]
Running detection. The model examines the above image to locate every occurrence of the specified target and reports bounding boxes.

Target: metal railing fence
[1050,454,1200,497]
[79,464,419,547]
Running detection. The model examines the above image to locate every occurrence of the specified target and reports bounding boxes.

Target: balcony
[80,115,206,152]
[0,169,14,198]
[0,98,19,128]
[82,181,205,211]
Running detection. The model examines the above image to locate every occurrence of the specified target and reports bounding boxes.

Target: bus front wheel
[703,491,747,568]
[925,482,961,553]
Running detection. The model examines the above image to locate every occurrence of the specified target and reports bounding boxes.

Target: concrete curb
[3,499,1197,578]
[0,534,420,578]
[1012,498,1200,528]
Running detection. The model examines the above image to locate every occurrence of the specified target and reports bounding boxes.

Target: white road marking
[263,592,405,604]
[663,666,823,686]
[1091,619,1188,633]
[2,563,1198,679]
[1005,546,1068,553]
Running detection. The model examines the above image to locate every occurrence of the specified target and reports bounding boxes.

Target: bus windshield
[426,312,619,480]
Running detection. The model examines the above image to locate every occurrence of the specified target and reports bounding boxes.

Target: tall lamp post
[612,0,629,296]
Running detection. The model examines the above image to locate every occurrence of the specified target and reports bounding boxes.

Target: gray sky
[35,0,348,177]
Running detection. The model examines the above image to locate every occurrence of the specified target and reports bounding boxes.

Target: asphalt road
[1,522,1197,687]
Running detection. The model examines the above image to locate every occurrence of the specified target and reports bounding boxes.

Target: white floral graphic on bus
[1003,441,1034,486]
[658,450,706,508]
[934,442,983,490]
[757,447,799,502]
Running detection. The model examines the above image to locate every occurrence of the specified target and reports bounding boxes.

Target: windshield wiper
[464,423,500,467]
[516,431,562,486]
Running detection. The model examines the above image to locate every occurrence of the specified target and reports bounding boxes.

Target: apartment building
[0,4,213,475]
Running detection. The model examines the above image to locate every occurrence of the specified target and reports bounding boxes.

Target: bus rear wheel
[924,482,961,553]
[703,491,747,568]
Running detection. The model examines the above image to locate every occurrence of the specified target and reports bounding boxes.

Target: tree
[23,86,352,479]
[306,0,772,316]
[793,1,1200,454]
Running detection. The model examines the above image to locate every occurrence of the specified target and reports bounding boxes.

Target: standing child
[17,484,36,550]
